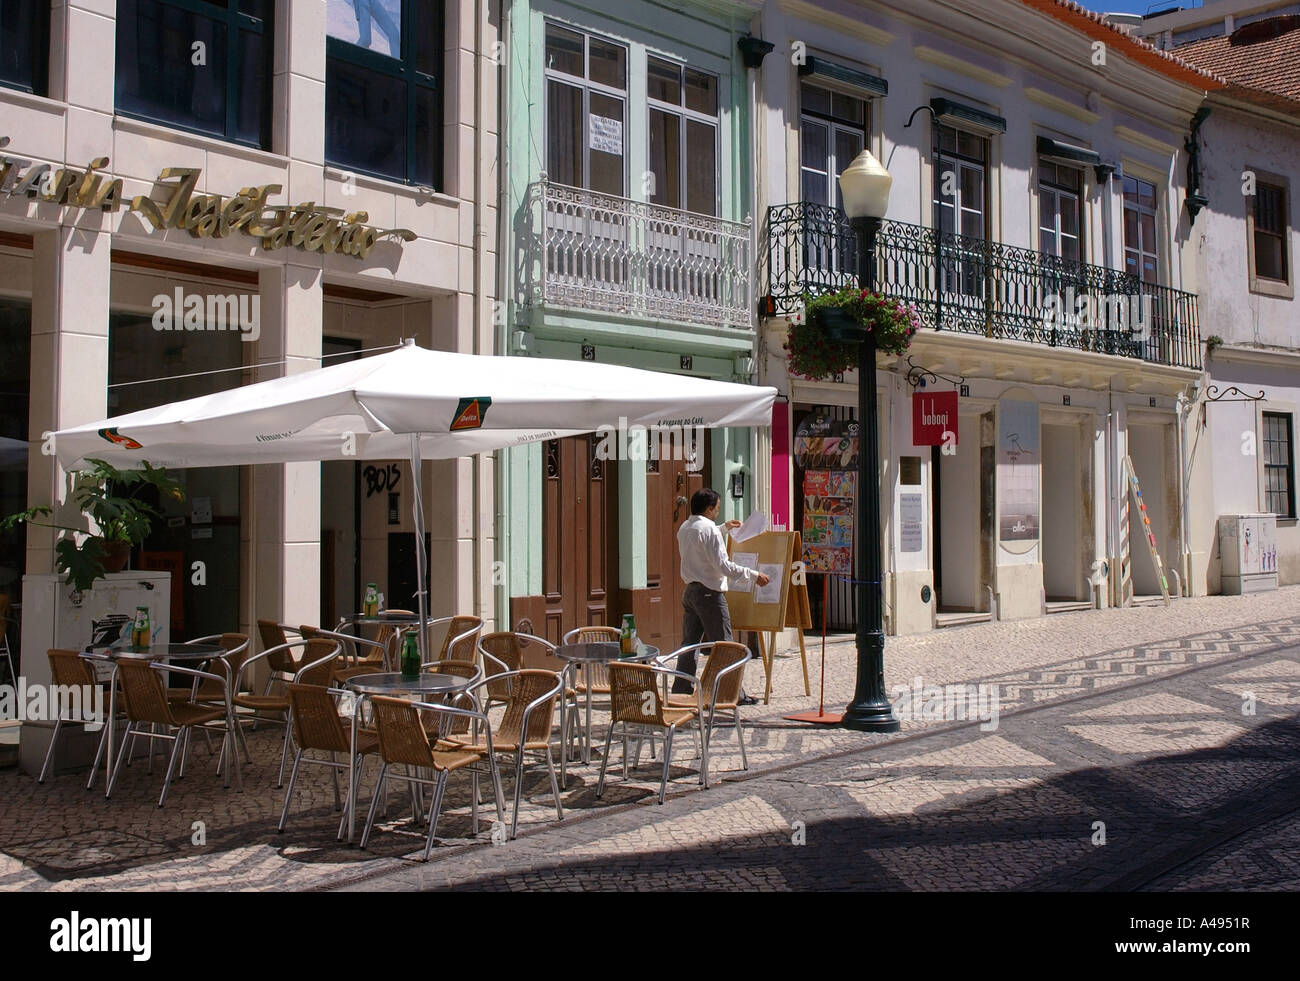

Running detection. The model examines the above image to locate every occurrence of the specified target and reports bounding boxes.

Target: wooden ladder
[1123,454,1171,606]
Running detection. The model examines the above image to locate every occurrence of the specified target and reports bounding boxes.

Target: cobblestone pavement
[1,587,1297,891]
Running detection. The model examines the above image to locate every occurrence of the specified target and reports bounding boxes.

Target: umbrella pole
[409,434,429,664]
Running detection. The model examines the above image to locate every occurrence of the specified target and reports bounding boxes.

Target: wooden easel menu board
[727,530,811,703]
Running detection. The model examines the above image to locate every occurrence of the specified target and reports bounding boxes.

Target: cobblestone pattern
[0,589,1296,891]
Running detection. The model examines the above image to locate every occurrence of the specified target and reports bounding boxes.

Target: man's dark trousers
[674,581,732,694]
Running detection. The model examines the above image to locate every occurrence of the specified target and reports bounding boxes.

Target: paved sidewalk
[0,587,1296,890]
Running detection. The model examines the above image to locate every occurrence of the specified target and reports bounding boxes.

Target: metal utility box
[1217,514,1279,595]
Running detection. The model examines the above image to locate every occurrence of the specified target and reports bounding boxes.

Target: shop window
[0,300,31,612]
[0,0,48,95]
[115,0,273,149]
[1251,180,1290,286]
[326,0,443,187]
[1263,412,1295,519]
[1122,176,1160,284]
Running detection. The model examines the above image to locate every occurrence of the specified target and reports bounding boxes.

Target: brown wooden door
[643,450,707,652]
[539,435,616,643]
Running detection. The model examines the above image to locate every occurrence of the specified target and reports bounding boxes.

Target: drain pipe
[493,0,513,631]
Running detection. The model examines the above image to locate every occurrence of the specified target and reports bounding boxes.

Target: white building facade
[749,0,1217,635]
[0,0,502,655]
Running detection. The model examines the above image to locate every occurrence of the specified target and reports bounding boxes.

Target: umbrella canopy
[53,342,775,470]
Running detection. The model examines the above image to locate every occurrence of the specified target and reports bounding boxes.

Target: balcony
[765,201,1202,370]
[523,178,753,330]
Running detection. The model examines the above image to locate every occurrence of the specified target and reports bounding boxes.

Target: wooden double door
[528,434,706,650]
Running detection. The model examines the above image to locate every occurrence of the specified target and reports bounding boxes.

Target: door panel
[540,435,615,642]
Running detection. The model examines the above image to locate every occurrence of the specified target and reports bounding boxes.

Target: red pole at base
[785,572,842,725]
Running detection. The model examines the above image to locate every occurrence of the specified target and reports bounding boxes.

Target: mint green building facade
[497,0,762,643]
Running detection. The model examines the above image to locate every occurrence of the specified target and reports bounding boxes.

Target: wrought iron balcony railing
[765,200,1201,370]
[523,179,753,330]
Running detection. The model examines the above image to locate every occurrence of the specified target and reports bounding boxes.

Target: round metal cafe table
[342,671,476,843]
[554,642,658,778]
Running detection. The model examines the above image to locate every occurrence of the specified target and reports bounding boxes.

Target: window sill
[113,115,287,169]
[0,86,66,116]
[323,166,457,207]
[1248,275,1294,300]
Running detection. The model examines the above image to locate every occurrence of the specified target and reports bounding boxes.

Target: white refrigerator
[18,571,171,775]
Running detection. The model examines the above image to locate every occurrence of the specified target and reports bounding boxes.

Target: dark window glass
[545,23,584,77]
[686,119,715,216]
[1263,412,1295,518]
[115,0,271,149]
[326,58,406,180]
[649,106,680,208]
[588,91,623,195]
[0,300,31,607]
[684,67,716,116]
[589,38,625,89]
[0,0,49,95]
[647,56,681,105]
[326,0,443,186]
[546,79,583,187]
[1254,183,1289,282]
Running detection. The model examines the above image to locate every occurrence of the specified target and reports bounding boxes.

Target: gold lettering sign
[0,137,415,259]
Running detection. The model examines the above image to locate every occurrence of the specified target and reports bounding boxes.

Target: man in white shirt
[675,488,770,697]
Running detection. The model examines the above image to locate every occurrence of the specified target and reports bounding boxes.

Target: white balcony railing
[524,178,753,330]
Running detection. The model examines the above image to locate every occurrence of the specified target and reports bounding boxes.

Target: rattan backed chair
[107,658,230,806]
[166,633,251,704]
[38,649,110,784]
[562,625,620,697]
[360,696,504,861]
[659,641,751,781]
[278,684,381,837]
[300,625,392,685]
[598,661,705,804]
[425,615,483,662]
[233,638,342,786]
[441,669,563,838]
[479,632,582,763]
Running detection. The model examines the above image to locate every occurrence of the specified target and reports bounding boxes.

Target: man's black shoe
[738,694,758,706]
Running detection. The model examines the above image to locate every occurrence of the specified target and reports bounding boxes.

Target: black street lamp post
[819,150,900,733]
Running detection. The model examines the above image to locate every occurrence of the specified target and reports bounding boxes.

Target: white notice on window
[730,551,758,592]
[589,114,623,155]
[754,563,783,604]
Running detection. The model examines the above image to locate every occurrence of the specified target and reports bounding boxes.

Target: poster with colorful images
[794,414,859,576]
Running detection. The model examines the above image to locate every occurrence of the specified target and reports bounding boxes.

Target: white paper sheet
[729,512,767,543]
[730,551,758,591]
[754,563,783,604]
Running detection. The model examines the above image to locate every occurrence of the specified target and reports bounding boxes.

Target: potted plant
[785,288,921,381]
[1,459,185,593]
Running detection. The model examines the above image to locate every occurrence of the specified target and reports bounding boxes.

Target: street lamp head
[838,149,892,220]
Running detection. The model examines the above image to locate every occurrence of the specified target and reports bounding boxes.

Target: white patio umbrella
[53,340,776,657]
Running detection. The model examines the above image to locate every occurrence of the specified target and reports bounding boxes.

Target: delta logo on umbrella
[98,427,143,449]
[450,397,492,431]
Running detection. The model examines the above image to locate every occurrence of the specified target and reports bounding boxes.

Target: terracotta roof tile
[1173,15,1300,109]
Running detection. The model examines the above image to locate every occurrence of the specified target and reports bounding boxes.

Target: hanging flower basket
[785,289,921,381]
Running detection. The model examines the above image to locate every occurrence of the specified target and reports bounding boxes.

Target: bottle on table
[619,614,637,657]
[363,583,379,617]
[130,607,151,651]
[400,628,421,679]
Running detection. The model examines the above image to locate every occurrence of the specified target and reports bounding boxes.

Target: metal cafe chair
[361,696,505,861]
[38,649,110,784]
[424,615,484,663]
[597,661,707,805]
[107,658,232,807]
[299,625,392,685]
[278,684,381,838]
[438,669,564,839]
[231,639,342,786]
[656,641,752,781]
[166,633,253,764]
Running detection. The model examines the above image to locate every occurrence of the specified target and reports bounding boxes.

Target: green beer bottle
[400,628,421,679]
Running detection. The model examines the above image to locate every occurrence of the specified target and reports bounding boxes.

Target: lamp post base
[841,629,900,733]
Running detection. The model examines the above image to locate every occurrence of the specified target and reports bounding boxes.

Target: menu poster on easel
[794,415,859,576]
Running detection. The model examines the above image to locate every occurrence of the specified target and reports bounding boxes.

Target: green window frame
[325,0,444,188]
